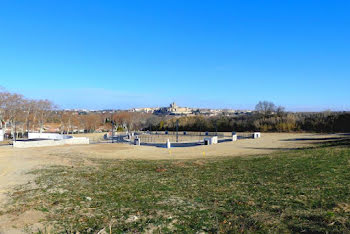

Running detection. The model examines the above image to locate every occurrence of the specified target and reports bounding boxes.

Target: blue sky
[0,0,349,111]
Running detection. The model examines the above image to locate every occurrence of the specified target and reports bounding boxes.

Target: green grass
[10,143,350,233]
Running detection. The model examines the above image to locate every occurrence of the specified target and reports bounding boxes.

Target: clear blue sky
[0,0,349,111]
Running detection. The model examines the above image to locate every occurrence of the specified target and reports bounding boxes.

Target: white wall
[28,133,73,140]
[0,129,3,142]
[13,137,89,148]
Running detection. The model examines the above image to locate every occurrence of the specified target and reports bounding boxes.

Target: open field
[0,133,349,232]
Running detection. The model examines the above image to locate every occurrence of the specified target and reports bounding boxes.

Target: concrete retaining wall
[28,133,73,140]
[13,137,89,148]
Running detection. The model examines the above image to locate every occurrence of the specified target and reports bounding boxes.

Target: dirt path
[0,147,79,233]
[0,147,37,208]
[0,147,44,233]
[0,133,346,233]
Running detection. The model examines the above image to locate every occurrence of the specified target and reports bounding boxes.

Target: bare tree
[22,99,37,135]
[36,99,54,133]
[276,106,286,117]
[113,112,132,132]
[1,92,24,139]
[255,101,276,117]
[0,90,8,131]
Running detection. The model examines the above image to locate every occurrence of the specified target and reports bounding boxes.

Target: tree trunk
[10,121,14,139]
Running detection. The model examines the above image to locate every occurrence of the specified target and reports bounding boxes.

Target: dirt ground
[0,133,346,233]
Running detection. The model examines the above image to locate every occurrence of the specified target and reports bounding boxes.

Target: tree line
[1,88,349,138]
[0,88,152,138]
[0,88,55,138]
[145,101,350,133]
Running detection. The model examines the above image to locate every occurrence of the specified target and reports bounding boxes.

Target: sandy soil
[0,133,346,233]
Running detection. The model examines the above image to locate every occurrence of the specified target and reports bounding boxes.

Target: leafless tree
[255,101,276,117]
[276,106,285,117]
[1,92,24,138]
[36,99,54,133]
[22,99,37,135]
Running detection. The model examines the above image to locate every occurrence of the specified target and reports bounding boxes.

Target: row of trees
[0,88,54,138]
[145,112,350,133]
[0,88,153,138]
[145,102,350,133]
[53,111,150,134]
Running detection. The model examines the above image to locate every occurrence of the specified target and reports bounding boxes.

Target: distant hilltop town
[129,102,252,116]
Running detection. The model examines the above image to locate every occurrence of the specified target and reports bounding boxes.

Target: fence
[133,131,255,144]
[134,131,235,143]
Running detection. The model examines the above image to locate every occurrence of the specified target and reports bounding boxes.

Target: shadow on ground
[314,137,350,147]
[244,135,350,152]
[281,137,342,141]
[281,135,350,149]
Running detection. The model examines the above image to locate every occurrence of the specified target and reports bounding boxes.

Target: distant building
[129,102,251,116]
[168,102,192,115]
[130,107,159,113]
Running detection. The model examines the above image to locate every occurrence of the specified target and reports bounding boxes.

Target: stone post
[166,139,171,148]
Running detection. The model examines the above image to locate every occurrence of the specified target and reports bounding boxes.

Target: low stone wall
[13,139,57,148]
[13,137,89,148]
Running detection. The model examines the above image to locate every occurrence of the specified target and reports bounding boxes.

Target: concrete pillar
[212,136,218,144]
[232,135,237,141]
[253,132,261,139]
[166,139,171,148]
[204,136,218,145]
[134,138,140,146]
